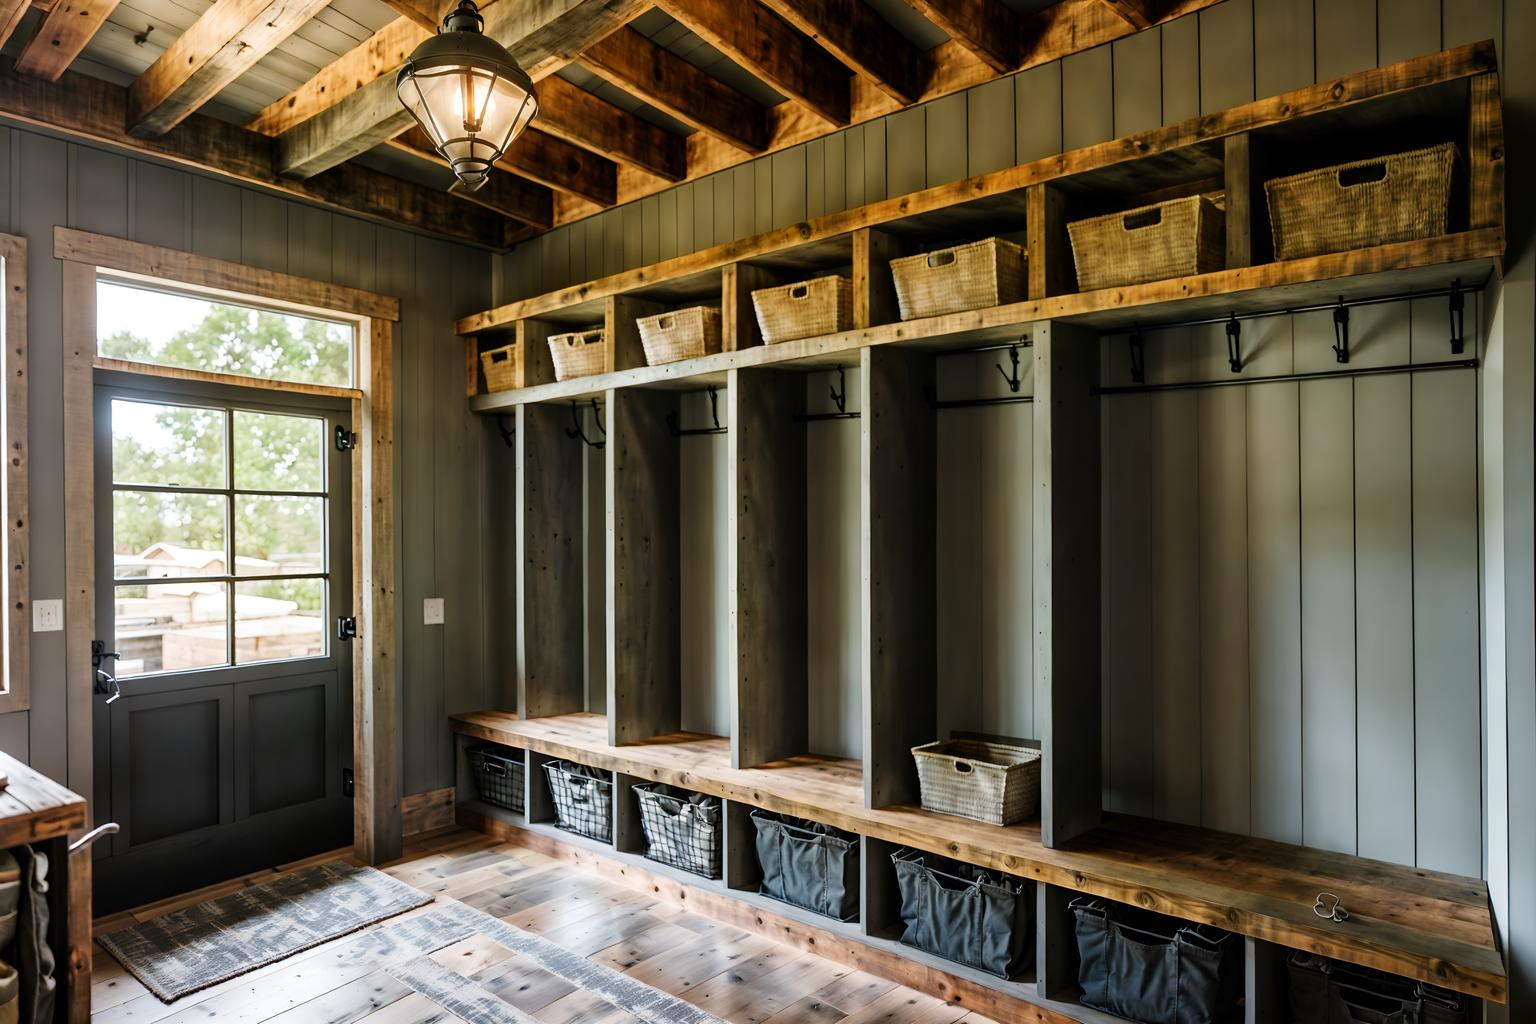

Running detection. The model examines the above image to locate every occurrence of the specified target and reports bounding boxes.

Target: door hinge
[334,426,358,452]
[336,616,358,642]
[343,768,355,798]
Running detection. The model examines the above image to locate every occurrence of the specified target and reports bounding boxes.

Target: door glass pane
[111,400,226,488]
[236,579,324,664]
[116,582,229,675]
[233,411,325,493]
[113,492,228,580]
[97,280,353,388]
[234,496,323,575]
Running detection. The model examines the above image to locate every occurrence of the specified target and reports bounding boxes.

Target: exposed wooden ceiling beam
[0,58,515,248]
[535,75,685,181]
[1098,0,1157,29]
[246,16,425,138]
[755,0,926,104]
[378,0,440,32]
[903,0,1019,73]
[15,0,121,81]
[0,0,32,52]
[580,27,767,154]
[652,0,851,126]
[128,0,333,136]
[499,126,617,207]
[388,129,553,228]
[274,0,645,179]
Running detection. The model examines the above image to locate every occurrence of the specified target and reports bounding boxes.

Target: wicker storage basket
[479,343,518,393]
[889,238,1026,321]
[548,328,606,381]
[1265,143,1459,261]
[467,745,525,813]
[1068,194,1226,292]
[637,306,721,366]
[912,738,1041,826]
[751,275,853,344]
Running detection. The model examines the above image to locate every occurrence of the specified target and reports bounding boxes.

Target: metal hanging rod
[1095,358,1478,396]
[930,395,1034,410]
[667,385,727,437]
[565,398,605,449]
[1116,275,1489,337]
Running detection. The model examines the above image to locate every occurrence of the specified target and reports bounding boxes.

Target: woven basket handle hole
[489,351,509,364]
[1123,208,1162,231]
[926,251,956,269]
[659,316,673,329]
[953,761,974,774]
[1338,162,1388,188]
[482,762,507,777]
[790,285,808,299]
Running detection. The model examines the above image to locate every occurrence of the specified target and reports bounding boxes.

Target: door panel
[111,684,234,850]
[237,672,336,818]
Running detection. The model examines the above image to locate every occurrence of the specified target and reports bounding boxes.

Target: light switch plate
[33,599,62,632]
[423,597,444,625]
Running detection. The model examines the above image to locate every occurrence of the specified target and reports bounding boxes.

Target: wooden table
[0,751,90,1023]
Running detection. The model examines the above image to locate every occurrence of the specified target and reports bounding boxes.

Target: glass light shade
[396,1,537,191]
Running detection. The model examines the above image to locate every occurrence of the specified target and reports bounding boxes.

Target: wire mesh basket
[633,783,722,878]
[466,745,525,813]
[542,760,613,842]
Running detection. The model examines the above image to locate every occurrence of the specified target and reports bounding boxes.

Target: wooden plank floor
[89,829,1001,1024]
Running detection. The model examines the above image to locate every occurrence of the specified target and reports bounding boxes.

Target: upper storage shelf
[456,41,1504,412]
[451,710,1507,1005]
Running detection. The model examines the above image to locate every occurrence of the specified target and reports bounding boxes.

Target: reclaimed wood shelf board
[0,751,86,849]
[450,710,1507,1003]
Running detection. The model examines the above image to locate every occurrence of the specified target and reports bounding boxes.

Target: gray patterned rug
[97,861,433,1003]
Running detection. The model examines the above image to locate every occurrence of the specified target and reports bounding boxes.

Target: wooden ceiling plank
[652,0,851,126]
[0,0,32,51]
[580,27,767,154]
[128,0,334,136]
[1098,0,1156,29]
[377,0,439,32]
[0,57,513,248]
[502,126,617,207]
[534,75,686,181]
[246,16,427,137]
[274,0,646,179]
[903,0,1019,73]
[755,0,926,103]
[15,0,124,81]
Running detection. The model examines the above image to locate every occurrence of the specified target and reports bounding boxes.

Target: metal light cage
[396,1,537,191]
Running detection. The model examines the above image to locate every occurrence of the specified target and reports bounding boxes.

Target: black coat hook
[496,414,514,448]
[796,365,861,422]
[1225,314,1243,374]
[996,344,1022,393]
[1332,297,1350,364]
[1449,279,1465,355]
[1128,327,1145,385]
[667,385,727,437]
[565,398,605,449]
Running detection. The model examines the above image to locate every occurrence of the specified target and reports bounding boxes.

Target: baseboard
[401,787,456,837]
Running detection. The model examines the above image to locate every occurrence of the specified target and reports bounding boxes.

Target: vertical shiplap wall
[0,126,495,805]
[1098,300,1484,878]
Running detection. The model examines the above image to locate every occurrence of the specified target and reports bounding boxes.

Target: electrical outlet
[33,599,62,632]
[423,597,444,625]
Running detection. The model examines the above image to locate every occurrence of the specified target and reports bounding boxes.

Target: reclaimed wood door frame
[54,226,405,865]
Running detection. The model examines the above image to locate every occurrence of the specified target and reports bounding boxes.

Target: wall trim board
[54,227,401,322]
[400,786,455,836]
[58,242,402,863]
[0,233,28,716]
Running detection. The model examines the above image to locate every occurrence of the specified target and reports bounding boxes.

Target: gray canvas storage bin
[467,745,525,813]
[750,810,860,921]
[1288,952,1467,1024]
[891,848,1033,979]
[633,783,721,879]
[1072,897,1242,1024]
[542,760,613,843]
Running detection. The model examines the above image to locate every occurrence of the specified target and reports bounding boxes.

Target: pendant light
[396,0,537,191]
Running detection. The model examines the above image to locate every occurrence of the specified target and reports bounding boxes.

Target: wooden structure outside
[444,42,1510,1024]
